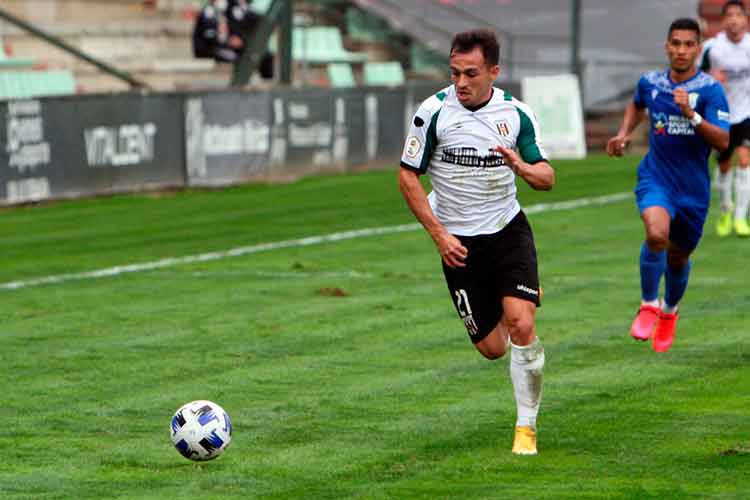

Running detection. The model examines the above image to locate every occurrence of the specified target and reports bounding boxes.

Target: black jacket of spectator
[192,3,239,63]
[225,0,274,78]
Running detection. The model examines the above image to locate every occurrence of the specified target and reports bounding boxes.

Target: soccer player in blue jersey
[607,18,730,352]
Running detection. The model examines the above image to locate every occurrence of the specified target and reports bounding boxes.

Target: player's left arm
[492,146,555,191]
[674,87,729,151]
[494,104,555,191]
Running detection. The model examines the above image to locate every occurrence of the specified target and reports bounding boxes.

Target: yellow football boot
[735,218,750,237]
[512,426,538,455]
[717,212,733,237]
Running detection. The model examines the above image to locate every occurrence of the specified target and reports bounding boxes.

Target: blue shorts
[635,181,708,252]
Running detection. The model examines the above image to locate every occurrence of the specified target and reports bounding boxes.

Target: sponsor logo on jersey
[405,136,422,158]
[652,111,696,136]
[718,110,730,121]
[441,147,507,168]
[653,113,668,136]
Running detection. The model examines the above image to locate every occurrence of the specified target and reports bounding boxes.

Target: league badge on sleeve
[406,136,422,158]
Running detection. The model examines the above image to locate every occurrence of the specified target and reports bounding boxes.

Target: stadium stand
[0,0,228,92]
[0,0,413,92]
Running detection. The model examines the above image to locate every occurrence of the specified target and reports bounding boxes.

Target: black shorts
[442,211,540,344]
[717,118,750,163]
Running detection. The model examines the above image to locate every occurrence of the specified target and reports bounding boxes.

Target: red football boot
[652,311,678,352]
[630,304,660,341]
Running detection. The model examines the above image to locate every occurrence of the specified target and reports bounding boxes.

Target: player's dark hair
[667,18,701,40]
[722,0,748,16]
[450,29,500,66]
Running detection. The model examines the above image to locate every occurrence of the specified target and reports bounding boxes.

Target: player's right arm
[607,77,648,157]
[398,94,467,268]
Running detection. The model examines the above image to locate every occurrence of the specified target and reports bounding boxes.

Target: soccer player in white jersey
[398,29,555,455]
[700,0,750,236]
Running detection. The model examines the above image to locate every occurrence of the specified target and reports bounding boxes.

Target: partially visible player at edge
[398,29,554,455]
[607,18,730,352]
[699,0,750,237]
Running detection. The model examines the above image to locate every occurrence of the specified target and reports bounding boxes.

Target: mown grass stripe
[0,192,630,291]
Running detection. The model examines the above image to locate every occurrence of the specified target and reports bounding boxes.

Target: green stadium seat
[327,63,356,88]
[363,61,405,86]
[269,26,368,64]
[0,70,75,100]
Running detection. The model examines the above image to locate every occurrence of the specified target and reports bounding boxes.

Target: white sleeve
[400,95,443,173]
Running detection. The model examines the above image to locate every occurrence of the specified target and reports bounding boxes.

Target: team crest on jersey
[496,120,511,136]
[652,89,659,100]
[688,92,699,109]
[405,136,422,158]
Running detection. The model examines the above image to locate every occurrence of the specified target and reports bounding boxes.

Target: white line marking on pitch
[1,192,631,291]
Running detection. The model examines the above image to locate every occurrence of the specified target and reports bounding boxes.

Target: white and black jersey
[400,85,548,236]
[701,32,750,124]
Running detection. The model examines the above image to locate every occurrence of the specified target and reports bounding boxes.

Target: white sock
[510,339,544,429]
[642,298,660,308]
[718,169,734,213]
[661,303,678,314]
[734,167,750,220]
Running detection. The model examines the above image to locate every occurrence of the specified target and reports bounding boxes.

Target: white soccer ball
[170,400,232,461]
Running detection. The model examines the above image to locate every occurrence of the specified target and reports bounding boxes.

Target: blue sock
[664,260,691,310]
[640,242,665,302]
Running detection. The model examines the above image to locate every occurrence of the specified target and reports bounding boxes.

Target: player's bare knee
[504,315,534,343]
[476,343,505,360]
[645,233,669,251]
[475,331,508,360]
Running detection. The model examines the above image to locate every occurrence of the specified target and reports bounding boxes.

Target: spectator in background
[226,0,274,79]
[192,0,244,63]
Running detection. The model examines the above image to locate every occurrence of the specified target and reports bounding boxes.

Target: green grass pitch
[1,154,749,498]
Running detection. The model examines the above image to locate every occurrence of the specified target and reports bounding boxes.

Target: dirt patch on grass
[316,287,349,297]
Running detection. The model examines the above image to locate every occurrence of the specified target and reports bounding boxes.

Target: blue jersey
[634,69,730,205]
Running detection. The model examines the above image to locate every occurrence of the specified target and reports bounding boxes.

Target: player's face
[724,6,748,39]
[665,30,701,74]
[450,47,500,107]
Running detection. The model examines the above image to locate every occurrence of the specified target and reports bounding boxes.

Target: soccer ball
[170,400,232,461]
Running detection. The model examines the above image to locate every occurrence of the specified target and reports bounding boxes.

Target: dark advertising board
[0,99,52,204]
[185,91,271,187]
[0,94,185,205]
[269,88,338,178]
[269,87,405,176]
[368,88,408,164]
